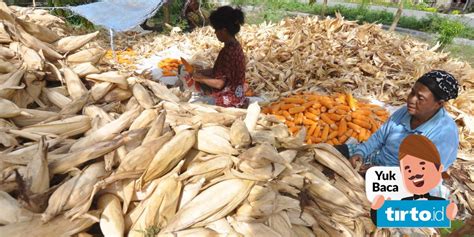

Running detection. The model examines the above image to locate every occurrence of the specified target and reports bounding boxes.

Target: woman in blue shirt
[336,70,460,173]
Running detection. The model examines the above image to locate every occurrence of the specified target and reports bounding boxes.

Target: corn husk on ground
[136,13,474,153]
[0,4,470,237]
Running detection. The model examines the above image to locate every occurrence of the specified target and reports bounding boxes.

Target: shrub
[422,7,438,13]
[437,19,465,46]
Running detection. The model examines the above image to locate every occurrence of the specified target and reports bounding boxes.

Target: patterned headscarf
[416,70,459,101]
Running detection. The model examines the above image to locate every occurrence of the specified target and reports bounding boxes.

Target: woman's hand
[191,75,225,90]
[197,68,213,77]
[349,154,363,169]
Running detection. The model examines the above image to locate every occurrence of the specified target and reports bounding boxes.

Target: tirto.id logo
[377,200,450,227]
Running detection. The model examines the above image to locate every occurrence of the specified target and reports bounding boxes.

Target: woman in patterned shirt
[192,6,248,108]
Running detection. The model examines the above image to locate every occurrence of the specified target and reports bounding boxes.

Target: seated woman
[190,6,248,108]
[336,70,460,173]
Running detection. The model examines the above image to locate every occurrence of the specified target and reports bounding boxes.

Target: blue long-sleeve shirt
[352,106,458,171]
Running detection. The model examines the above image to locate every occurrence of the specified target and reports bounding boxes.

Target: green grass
[443,43,474,66]
[439,220,466,236]
[344,0,445,13]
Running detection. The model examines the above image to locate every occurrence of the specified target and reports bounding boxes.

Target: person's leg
[189,95,215,105]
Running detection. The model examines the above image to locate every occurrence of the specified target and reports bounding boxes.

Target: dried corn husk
[0,211,99,237]
[129,162,182,236]
[0,60,16,73]
[0,46,15,58]
[9,42,43,71]
[178,177,205,210]
[86,71,128,89]
[227,216,281,237]
[41,87,72,109]
[144,80,180,103]
[22,115,91,137]
[54,31,99,53]
[102,87,132,102]
[179,155,232,181]
[142,111,166,144]
[195,126,238,155]
[67,48,105,64]
[0,131,17,147]
[71,62,101,78]
[48,130,142,174]
[42,162,106,222]
[162,179,254,233]
[313,143,365,189]
[90,82,114,101]
[140,129,196,186]
[0,12,62,60]
[98,194,124,237]
[70,107,140,152]
[63,66,88,100]
[129,109,158,131]
[0,67,25,99]
[0,6,470,237]
[238,143,289,169]
[132,82,154,109]
[16,17,60,43]
[0,22,12,43]
[268,212,296,237]
[230,119,251,148]
[244,102,260,132]
[0,191,36,225]
[117,131,174,173]
[0,97,29,118]
[24,136,49,194]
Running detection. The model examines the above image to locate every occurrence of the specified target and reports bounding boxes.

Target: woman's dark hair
[209,6,244,36]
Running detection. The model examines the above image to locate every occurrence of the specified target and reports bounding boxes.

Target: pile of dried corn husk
[129,14,474,153]
[0,4,387,236]
[117,15,474,213]
[0,3,471,236]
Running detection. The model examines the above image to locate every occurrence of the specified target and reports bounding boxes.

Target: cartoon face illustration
[400,154,443,195]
